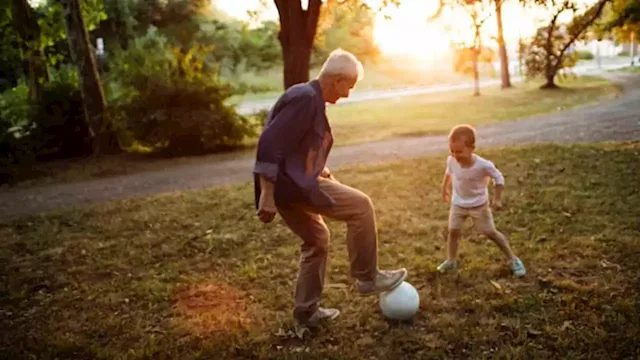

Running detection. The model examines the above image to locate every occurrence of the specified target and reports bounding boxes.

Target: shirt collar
[309,79,327,111]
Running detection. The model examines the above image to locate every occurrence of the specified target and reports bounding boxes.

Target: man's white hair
[318,48,364,81]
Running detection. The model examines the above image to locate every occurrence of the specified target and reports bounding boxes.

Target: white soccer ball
[379,281,420,320]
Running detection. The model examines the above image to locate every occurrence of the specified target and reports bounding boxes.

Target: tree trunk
[275,0,322,89]
[58,0,120,155]
[631,32,636,66]
[473,20,481,96]
[494,0,511,88]
[541,74,558,89]
[473,50,480,96]
[542,22,558,90]
[11,0,49,102]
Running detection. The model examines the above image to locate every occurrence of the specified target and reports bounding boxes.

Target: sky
[214,0,598,58]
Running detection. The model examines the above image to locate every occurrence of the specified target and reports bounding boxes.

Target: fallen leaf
[326,283,348,289]
[489,280,502,291]
[600,259,621,271]
[527,328,542,337]
[560,321,573,331]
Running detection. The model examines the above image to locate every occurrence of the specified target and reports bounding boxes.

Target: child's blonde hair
[449,124,476,147]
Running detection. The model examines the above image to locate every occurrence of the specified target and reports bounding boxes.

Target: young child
[438,124,526,277]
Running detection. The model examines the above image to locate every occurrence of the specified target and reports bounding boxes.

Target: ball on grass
[379,281,420,320]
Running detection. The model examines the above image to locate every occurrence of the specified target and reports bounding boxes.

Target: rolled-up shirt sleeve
[253,93,316,182]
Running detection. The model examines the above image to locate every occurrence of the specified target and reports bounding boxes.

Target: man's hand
[442,188,451,203]
[320,167,337,181]
[257,177,277,223]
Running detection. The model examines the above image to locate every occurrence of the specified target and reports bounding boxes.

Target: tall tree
[313,0,380,65]
[10,0,49,102]
[431,0,510,89]
[274,0,322,89]
[494,0,511,88]
[431,0,493,95]
[271,0,398,89]
[58,0,120,154]
[602,0,640,64]
[523,0,611,89]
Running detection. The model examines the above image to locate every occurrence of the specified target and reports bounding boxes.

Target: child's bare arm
[493,184,504,210]
[442,172,451,203]
[486,161,505,209]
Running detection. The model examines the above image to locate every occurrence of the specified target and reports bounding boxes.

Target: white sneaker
[294,307,340,339]
[437,259,457,273]
[510,258,526,277]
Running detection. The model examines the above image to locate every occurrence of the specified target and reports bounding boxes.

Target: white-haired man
[253,49,407,338]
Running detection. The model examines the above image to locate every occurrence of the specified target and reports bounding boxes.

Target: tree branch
[558,0,611,59]
[306,0,322,45]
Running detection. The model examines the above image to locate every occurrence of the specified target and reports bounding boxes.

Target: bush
[107,27,256,156]
[618,51,630,57]
[118,77,254,155]
[31,81,92,160]
[0,84,37,169]
[577,50,594,60]
[0,66,92,175]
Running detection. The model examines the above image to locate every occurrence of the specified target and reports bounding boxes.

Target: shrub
[107,27,255,156]
[576,50,594,60]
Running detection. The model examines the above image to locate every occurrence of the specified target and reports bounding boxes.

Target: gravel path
[1,72,638,220]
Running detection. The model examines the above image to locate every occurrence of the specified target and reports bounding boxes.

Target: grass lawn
[619,66,640,74]
[226,57,498,103]
[327,76,621,145]
[1,142,639,359]
[3,75,621,188]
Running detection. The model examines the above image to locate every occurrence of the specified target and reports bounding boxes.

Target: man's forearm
[260,176,275,196]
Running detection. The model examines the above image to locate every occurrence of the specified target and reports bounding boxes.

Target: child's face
[449,139,474,163]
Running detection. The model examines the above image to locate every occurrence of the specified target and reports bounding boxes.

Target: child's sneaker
[437,259,457,273]
[510,258,526,277]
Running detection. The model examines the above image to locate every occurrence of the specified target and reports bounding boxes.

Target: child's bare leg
[483,229,516,260]
[448,229,461,261]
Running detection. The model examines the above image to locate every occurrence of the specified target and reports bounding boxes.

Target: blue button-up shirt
[253,80,335,209]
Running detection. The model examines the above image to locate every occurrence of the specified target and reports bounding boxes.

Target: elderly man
[253,49,407,337]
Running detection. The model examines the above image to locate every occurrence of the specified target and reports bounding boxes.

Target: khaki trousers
[277,178,379,323]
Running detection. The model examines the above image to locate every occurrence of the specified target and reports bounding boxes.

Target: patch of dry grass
[1,142,639,359]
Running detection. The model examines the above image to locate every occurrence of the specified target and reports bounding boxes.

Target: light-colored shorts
[449,202,496,233]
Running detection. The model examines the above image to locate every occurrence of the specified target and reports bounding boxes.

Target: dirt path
[1,73,638,220]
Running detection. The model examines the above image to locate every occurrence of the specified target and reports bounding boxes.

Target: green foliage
[577,49,595,59]
[523,0,609,86]
[30,79,92,160]
[0,85,35,170]
[605,0,640,29]
[524,26,580,80]
[0,5,22,91]
[0,66,91,172]
[0,84,32,133]
[106,27,255,155]
[313,1,380,65]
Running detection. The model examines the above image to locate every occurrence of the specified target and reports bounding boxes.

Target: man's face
[449,139,474,164]
[327,76,357,104]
